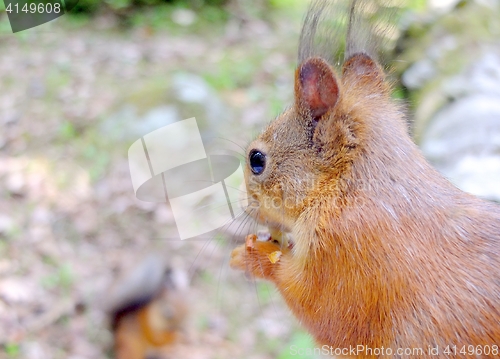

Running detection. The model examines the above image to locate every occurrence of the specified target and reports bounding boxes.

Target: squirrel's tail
[298,0,401,68]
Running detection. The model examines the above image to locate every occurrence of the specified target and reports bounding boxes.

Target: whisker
[212,136,247,154]
[187,235,213,279]
[185,207,249,282]
[172,197,251,221]
[214,215,251,308]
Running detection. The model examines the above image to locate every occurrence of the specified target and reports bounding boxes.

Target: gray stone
[421,94,500,201]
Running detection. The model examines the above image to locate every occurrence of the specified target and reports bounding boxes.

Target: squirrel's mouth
[265,224,294,249]
[244,198,294,246]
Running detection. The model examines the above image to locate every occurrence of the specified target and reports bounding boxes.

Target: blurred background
[0,0,499,358]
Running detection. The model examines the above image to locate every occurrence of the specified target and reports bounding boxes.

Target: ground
[0,3,321,359]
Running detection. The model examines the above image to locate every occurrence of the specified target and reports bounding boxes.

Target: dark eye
[249,150,266,175]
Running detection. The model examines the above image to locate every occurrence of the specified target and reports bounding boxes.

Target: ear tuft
[342,53,383,80]
[295,57,339,119]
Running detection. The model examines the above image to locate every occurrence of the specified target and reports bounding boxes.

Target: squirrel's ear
[295,57,339,119]
[342,53,384,83]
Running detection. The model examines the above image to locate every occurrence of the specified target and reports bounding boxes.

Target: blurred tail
[298,0,401,67]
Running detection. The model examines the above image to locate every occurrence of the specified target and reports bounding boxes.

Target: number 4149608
[6,2,61,14]
[444,345,499,356]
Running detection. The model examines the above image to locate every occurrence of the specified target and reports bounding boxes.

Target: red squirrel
[106,255,188,359]
[230,0,500,357]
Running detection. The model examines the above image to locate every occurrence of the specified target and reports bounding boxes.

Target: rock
[421,94,500,202]
[402,58,437,90]
[171,9,197,26]
[100,73,227,147]
[399,2,500,202]
[0,214,14,234]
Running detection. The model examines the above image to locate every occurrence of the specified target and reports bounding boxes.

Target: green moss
[255,281,276,305]
[127,4,228,34]
[4,343,20,357]
[391,86,406,100]
[278,330,317,359]
[41,263,75,293]
[70,0,230,19]
[202,53,264,91]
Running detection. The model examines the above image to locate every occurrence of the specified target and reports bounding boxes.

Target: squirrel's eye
[249,150,266,175]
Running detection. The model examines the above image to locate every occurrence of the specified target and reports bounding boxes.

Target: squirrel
[230,0,500,357]
[105,254,188,359]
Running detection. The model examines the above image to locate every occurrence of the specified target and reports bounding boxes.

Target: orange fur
[113,302,180,359]
[230,23,500,359]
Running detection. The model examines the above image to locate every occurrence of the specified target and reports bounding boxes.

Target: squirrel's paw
[230,234,284,280]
